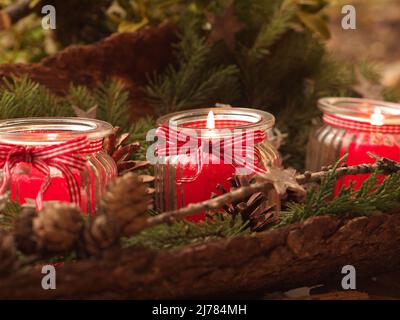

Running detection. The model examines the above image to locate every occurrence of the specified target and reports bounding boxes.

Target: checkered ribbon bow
[0,136,103,210]
[323,113,400,134]
[156,124,267,182]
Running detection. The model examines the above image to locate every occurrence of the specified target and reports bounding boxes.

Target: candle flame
[370,107,385,126]
[206,111,215,129]
[47,133,58,140]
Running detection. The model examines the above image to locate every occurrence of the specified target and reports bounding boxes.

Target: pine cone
[13,207,38,255]
[104,127,150,176]
[102,172,150,237]
[214,176,279,232]
[79,214,120,258]
[33,203,83,254]
[0,230,17,276]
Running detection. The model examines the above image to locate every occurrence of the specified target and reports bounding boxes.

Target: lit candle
[206,110,217,139]
[206,110,216,130]
[155,108,281,221]
[0,118,117,213]
[370,107,385,126]
[307,98,400,190]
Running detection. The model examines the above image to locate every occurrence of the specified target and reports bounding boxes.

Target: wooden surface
[1,213,400,299]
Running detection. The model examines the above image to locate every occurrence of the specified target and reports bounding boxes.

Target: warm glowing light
[47,133,58,140]
[206,111,216,129]
[370,107,385,126]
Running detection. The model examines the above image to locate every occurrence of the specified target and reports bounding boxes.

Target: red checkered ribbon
[323,113,400,134]
[0,136,103,210]
[156,123,267,181]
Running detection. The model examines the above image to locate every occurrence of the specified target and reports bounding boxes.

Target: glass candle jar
[306,98,400,189]
[155,107,281,221]
[0,118,117,213]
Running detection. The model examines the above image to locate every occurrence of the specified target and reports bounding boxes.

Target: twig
[146,156,400,229]
[147,184,273,228]
[297,155,400,184]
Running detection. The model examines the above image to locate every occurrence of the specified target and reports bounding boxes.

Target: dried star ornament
[72,105,98,119]
[206,4,245,51]
[255,168,306,197]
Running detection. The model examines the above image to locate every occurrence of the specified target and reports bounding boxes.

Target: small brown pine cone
[13,207,38,255]
[33,203,83,254]
[80,214,120,258]
[0,230,17,276]
[102,172,149,237]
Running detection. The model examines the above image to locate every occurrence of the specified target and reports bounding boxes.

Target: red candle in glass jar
[154,108,281,221]
[307,98,400,189]
[0,118,117,213]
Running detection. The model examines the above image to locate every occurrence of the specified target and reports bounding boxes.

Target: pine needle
[123,213,250,250]
[144,21,241,114]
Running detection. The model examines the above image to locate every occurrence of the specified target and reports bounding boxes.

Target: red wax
[10,163,91,213]
[338,131,400,190]
[176,152,237,222]
[157,116,278,221]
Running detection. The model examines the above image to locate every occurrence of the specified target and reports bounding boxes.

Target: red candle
[0,118,117,213]
[155,108,281,221]
[307,98,400,189]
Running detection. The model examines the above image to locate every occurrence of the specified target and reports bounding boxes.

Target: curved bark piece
[0,21,178,118]
[0,213,399,299]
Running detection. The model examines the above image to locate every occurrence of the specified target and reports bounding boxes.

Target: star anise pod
[103,127,150,176]
[206,3,245,51]
[213,175,279,232]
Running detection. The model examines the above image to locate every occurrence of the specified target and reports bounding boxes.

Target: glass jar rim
[319,97,400,125]
[0,117,113,145]
[157,107,275,137]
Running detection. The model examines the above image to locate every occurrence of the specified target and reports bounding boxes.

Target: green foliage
[0,76,134,130]
[0,77,69,118]
[129,116,156,160]
[123,213,251,250]
[247,2,296,61]
[279,157,400,227]
[145,23,241,115]
[0,197,22,231]
[142,0,354,168]
[68,81,131,132]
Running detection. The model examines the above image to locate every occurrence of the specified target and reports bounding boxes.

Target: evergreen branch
[124,213,250,250]
[0,76,133,131]
[0,76,69,118]
[92,80,131,131]
[248,2,296,60]
[0,195,22,231]
[146,156,400,230]
[144,22,241,114]
[279,171,400,228]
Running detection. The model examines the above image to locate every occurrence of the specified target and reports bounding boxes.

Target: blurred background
[328,0,400,88]
[1,0,399,88]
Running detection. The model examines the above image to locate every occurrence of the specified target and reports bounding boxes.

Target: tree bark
[0,21,178,118]
[1,212,400,299]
